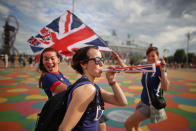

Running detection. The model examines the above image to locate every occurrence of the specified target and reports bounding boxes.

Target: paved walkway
[0,62,196,131]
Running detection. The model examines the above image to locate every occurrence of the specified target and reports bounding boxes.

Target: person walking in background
[18,55,22,67]
[18,55,26,68]
[38,47,71,98]
[10,55,15,68]
[28,56,33,68]
[113,46,169,131]
[58,46,127,131]
[4,54,9,69]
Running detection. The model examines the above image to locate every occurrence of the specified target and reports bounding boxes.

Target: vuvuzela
[102,64,158,72]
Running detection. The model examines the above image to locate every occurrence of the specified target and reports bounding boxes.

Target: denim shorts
[136,101,150,118]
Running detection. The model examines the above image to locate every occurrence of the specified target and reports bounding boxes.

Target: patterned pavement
[0,63,196,131]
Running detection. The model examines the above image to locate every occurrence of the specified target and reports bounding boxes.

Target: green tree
[174,49,186,64]
[188,53,196,64]
[129,55,142,65]
[166,56,174,64]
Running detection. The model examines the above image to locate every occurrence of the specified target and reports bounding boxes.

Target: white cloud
[113,0,125,11]
[157,26,196,44]
[14,28,33,53]
[0,4,10,16]
[0,0,196,56]
[152,26,196,56]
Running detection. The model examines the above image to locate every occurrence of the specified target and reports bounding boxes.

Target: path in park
[0,62,196,131]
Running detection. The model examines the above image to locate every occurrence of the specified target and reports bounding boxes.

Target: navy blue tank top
[66,76,104,131]
[141,66,164,105]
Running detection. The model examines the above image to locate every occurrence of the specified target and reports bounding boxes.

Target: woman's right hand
[105,66,117,84]
[112,51,119,60]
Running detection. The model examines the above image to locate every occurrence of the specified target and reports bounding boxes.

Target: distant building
[101,33,149,64]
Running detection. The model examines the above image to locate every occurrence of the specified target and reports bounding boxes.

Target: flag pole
[72,0,75,13]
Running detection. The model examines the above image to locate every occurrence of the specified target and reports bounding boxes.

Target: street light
[163,48,169,63]
[186,32,190,65]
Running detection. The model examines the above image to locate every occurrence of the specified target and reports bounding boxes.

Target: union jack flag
[102,64,157,72]
[27,10,112,64]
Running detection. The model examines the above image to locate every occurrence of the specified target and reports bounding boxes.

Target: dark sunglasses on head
[84,57,104,65]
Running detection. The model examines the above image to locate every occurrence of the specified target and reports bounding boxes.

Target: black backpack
[35,77,104,131]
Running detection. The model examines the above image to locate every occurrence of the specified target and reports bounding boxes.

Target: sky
[0,0,196,56]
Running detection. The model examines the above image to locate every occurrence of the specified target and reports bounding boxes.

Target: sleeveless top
[66,76,104,131]
[141,66,166,105]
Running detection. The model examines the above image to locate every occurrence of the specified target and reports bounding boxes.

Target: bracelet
[109,81,116,86]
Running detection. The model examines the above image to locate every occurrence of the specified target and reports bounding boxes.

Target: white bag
[145,73,167,124]
[150,105,167,123]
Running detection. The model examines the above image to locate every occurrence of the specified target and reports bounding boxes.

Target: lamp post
[163,48,169,63]
[186,32,190,66]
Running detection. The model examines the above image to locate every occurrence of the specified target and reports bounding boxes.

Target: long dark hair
[38,48,60,88]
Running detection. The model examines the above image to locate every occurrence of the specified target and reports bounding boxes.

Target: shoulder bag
[145,72,167,123]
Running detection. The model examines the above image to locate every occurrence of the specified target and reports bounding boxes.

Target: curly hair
[71,46,98,75]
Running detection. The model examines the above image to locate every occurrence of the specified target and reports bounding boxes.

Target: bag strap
[145,72,152,105]
[161,87,164,96]
[159,68,167,97]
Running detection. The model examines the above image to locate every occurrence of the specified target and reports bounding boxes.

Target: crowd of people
[0,54,35,68]
[36,45,169,131]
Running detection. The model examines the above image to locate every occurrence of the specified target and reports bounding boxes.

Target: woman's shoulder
[42,73,52,78]
[78,84,96,91]
[42,73,58,81]
[44,72,60,77]
[156,66,162,74]
[73,84,96,96]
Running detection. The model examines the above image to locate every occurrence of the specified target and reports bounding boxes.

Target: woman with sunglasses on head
[38,47,71,99]
[113,45,169,131]
[58,46,128,131]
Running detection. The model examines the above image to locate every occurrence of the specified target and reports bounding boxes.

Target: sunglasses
[84,57,104,65]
